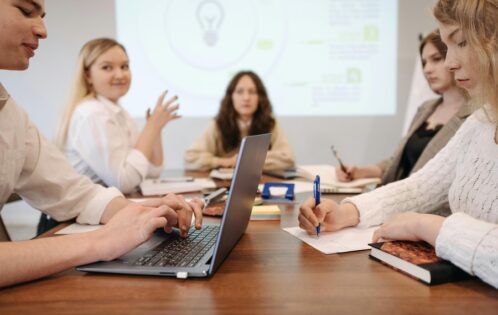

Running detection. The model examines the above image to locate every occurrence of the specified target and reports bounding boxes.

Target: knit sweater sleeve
[342,114,478,228]
[436,212,498,289]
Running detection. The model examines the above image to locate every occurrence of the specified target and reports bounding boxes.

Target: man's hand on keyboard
[140,194,203,238]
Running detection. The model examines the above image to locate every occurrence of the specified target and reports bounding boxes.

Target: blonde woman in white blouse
[0,0,202,288]
[56,38,179,193]
[299,0,498,289]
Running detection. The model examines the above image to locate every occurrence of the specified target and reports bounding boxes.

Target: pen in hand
[331,145,352,180]
[313,175,321,239]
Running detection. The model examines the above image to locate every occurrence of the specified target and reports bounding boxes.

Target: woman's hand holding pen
[146,90,181,131]
[298,197,360,236]
[335,165,383,182]
[335,165,355,182]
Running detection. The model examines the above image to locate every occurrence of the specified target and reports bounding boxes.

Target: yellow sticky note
[251,205,281,220]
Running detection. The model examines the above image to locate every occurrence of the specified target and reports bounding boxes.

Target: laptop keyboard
[134,225,219,268]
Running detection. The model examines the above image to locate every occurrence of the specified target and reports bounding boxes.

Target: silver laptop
[77,134,271,279]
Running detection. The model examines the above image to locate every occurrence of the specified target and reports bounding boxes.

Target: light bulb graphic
[196,0,225,47]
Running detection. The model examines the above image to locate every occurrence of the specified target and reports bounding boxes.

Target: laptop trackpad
[119,229,175,262]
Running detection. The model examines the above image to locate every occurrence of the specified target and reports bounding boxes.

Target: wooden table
[0,174,497,314]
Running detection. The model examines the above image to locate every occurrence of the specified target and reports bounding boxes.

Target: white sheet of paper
[297,164,381,188]
[55,224,102,235]
[286,180,314,193]
[194,178,217,189]
[283,226,377,254]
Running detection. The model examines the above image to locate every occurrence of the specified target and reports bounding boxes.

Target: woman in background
[185,70,295,172]
[56,38,179,194]
[299,0,498,289]
[336,31,469,186]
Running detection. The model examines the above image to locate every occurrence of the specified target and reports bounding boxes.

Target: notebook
[369,241,469,285]
[297,164,381,189]
[77,134,271,279]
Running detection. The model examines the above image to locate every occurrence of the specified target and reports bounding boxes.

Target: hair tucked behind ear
[215,71,275,153]
[55,38,127,149]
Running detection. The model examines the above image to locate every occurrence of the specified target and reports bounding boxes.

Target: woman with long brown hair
[185,71,295,171]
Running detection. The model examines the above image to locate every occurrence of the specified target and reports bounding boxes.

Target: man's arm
[0,229,102,288]
[99,196,131,224]
[0,202,178,288]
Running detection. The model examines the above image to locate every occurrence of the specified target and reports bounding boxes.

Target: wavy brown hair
[419,30,448,60]
[215,71,275,152]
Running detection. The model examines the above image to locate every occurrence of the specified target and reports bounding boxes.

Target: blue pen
[313,175,321,239]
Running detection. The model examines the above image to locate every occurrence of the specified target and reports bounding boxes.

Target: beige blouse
[184,119,295,171]
[0,83,122,225]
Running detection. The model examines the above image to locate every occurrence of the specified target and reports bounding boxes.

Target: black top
[399,121,443,179]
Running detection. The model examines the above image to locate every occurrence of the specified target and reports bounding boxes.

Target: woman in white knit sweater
[299,0,498,289]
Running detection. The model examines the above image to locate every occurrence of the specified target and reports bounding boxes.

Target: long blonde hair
[55,38,127,148]
[433,0,498,117]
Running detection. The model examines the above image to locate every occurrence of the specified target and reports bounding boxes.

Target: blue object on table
[314,175,321,238]
[261,182,295,202]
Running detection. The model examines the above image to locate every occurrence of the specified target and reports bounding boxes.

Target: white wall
[0,0,438,169]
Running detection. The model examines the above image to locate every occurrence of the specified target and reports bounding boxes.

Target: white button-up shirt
[0,83,122,225]
[64,96,162,193]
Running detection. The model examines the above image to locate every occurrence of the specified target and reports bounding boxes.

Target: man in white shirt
[0,0,202,288]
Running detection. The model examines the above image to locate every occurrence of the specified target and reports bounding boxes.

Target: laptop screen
[208,134,271,274]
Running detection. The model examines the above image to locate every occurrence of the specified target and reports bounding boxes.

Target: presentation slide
[116,0,398,117]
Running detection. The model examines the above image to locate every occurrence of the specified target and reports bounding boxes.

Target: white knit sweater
[344,109,498,289]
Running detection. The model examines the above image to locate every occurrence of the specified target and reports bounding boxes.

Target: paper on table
[297,164,380,189]
[55,224,102,235]
[283,226,377,254]
[194,178,217,189]
[140,180,203,196]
